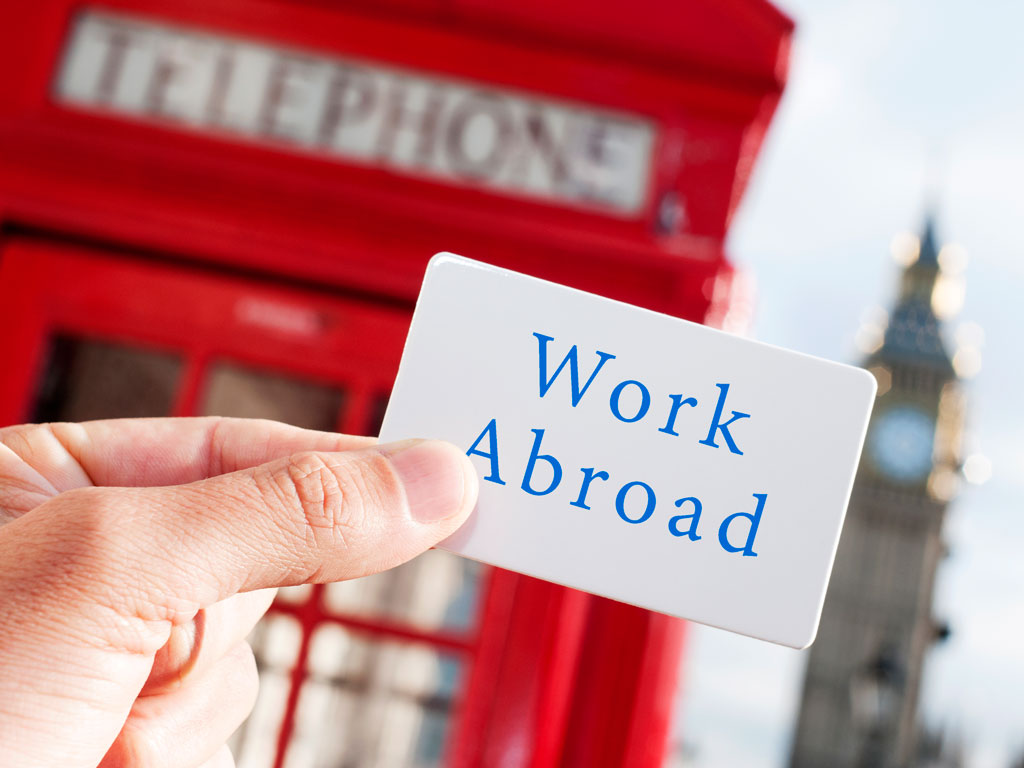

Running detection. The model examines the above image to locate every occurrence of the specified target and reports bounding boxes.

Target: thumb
[15,439,478,611]
[140,438,479,605]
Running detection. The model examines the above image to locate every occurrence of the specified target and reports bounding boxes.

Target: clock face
[868,405,936,483]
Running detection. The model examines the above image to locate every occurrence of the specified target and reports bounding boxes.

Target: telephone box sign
[55,11,656,215]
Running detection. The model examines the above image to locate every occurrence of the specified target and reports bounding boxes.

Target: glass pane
[31,335,182,421]
[283,625,464,768]
[323,550,484,634]
[200,362,344,432]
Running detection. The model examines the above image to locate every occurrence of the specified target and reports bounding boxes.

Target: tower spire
[917,212,939,267]
[874,213,954,373]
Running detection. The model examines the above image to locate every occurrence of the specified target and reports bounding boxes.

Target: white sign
[55,11,655,214]
[380,255,876,648]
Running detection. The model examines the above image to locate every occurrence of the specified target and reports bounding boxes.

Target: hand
[0,417,477,768]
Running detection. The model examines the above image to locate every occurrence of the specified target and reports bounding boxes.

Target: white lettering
[55,11,655,214]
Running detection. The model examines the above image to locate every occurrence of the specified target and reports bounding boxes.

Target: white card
[379,254,876,648]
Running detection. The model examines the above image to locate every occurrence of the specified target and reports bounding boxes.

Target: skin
[0,416,478,768]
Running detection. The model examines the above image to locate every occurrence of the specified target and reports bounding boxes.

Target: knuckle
[259,451,398,553]
[289,452,349,536]
[0,423,53,470]
[205,416,231,478]
[0,422,92,523]
[0,421,48,447]
[0,421,85,463]
[0,422,34,449]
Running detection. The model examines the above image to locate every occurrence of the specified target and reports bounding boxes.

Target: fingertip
[459,447,480,520]
[382,439,478,525]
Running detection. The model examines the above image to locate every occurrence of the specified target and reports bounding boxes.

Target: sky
[672,1,1024,766]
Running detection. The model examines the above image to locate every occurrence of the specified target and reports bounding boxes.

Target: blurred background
[673,1,1024,767]
[0,0,1020,767]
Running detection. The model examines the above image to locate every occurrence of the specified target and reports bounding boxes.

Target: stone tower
[788,217,965,768]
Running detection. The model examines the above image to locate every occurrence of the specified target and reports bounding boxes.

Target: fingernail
[386,440,477,524]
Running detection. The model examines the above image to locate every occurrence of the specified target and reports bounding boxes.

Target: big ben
[789,217,966,768]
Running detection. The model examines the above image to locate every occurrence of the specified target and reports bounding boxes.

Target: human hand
[0,417,477,768]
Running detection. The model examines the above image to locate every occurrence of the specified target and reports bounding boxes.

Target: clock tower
[788,217,966,768]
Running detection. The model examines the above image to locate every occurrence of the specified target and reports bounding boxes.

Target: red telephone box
[0,2,791,766]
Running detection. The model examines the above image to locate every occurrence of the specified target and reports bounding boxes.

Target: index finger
[0,417,375,493]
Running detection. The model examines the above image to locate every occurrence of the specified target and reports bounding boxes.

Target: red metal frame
[0,1,791,765]
[0,238,492,765]
[0,0,787,306]
[0,239,410,423]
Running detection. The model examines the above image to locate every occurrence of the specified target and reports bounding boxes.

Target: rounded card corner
[854,366,878,398]
[790,622,820,650]
[428,252,465,270]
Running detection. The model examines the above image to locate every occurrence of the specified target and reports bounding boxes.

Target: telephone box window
[322,549,483,634]
[284,625,463,768]
[195,356,482,766]
[31,335,183,422]
[232,620,465,768]
[200,361,345,433]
